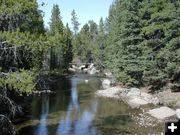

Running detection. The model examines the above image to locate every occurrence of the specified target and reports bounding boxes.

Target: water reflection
[17,74,164,135]
[56,77,100,135]
[35,96,49,135]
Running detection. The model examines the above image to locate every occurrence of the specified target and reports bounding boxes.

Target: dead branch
[0,94,16,118]
[0,114,16,135]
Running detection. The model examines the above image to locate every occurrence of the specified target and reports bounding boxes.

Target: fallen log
[32,90,56,95]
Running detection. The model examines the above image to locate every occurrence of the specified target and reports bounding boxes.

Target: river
[17,74,164,135]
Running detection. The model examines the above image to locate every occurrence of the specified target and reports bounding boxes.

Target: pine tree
[93,17,106,69]
[139,0,180,89]
[71,9,80,35]
[105,0,179,89]
[49,4,64,35]
[48,4,65,69]
[106,0,143,86]
[99,17,105,36]
[78,23,91,62]
[63,23,73,68]
[88,20,98,41]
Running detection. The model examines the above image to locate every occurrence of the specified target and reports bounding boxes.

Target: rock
[140,92,160,105]
[79,65,86,70]
[82,68,88,73]
[96,85,162,108]
[148,107,176,120]
[85,80,88,83]
[89,63,94,69]
[102,79,111,89]
[126,88,141,99]
[128,98,149,108]
[175,101,180,107]
[88,67,95,74]
[88,67,99,75]
[96,87,122,99]
[104,70,113,77]
[68,67,76,72]
[141,92,153,100]
[72,65,77,69]
[151,97,160,105]
[176,109,180,119]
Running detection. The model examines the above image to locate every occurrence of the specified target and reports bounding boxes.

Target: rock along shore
[95,86,178,121]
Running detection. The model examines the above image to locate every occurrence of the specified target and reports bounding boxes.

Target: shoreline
[95,85,180,121]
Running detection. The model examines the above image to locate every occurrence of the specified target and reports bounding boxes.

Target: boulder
[148,107,176,120]
[96,87,121,98]
[68,68,76,72]
[126,88,141,99]
[79,65,86,70]
[140,92,160,105]
[89,63,94,69]
[82,68,88,73]
[176,109,180,119]
[128,98,149,108]
[72,65,78,69]
[88,67,99,75]
[102,79,111,89]
[150,97,160,105]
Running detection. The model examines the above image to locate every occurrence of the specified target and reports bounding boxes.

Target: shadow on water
[17,74,164,135]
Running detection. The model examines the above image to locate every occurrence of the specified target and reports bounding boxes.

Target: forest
[0,0,179,135]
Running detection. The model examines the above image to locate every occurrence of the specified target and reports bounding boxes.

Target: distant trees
[72,17,107,67]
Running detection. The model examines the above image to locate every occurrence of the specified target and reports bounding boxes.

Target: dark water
[17,74,164,135]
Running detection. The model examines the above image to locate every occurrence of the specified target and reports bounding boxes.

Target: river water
[17,74,164,135]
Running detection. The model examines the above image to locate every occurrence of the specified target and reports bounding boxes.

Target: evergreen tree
[78,23,91,62]
[106,0,143,86]
[71,9,80,35]
[0,0,44,33]
[63,23,73,68]
[139,0,180,89]
[49,4,64,35]
[94,17,106,68]
[88,20,98,41]
[99,17,105,36]
[104,0,180,89]
[48,4,67,70]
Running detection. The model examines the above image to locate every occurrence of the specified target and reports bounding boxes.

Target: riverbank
[96,85,180,121]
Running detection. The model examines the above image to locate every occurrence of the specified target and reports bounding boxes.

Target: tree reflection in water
[35,96,49,135]
[56,77,100,135]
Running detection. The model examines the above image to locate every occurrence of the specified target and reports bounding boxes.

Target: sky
[37,0,113,29]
